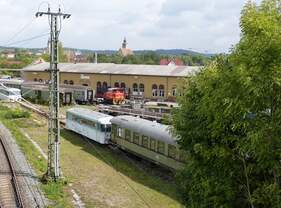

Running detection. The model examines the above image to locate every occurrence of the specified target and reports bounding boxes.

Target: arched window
[133,83,138,92]
[159,85,165,97]
[39,79,43,83]
[152,84,158,97]
[172,86,177,96]
[121,82,126,89]
[97,81,102,93]
[34,78,38,82]
[69,80,74,85]
[64,80,69,85]
[139,83,144,93]
[102,82,108,92]
[114,82,120,88]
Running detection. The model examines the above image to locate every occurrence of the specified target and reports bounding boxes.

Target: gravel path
[0,123,47,208]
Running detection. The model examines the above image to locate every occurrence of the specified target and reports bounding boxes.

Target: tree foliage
[173,1,281,207]
[87,52,210,66]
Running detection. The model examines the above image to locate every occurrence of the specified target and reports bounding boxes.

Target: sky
[0,0,261,53]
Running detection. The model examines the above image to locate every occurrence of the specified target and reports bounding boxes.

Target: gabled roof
[22,62,202,77]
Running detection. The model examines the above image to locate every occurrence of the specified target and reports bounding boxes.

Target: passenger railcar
[110,116,185,170]
[66,108,113,144]
[0,78,23,89]
[0,85,22,101]
[143,101,179,114]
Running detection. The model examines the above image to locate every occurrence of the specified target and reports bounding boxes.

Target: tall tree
[173,1,281,207]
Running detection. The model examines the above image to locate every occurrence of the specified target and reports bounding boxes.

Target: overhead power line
[1,33,50,47]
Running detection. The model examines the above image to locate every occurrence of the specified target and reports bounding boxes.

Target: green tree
[173,1,281,207]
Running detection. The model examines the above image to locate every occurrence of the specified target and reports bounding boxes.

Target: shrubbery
[4,108,31,119]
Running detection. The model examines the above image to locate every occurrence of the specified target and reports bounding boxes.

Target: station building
[22,62,201,100]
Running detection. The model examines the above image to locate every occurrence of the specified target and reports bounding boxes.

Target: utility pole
[36,7,71,181]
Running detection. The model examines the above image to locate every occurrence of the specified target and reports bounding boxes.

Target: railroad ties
[0,136,24,208]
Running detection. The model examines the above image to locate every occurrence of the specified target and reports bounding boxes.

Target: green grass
[0,103,183,208]
[0,105,72,208]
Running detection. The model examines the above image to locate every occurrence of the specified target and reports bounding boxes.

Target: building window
[34,78,38,82]
[121,82,126,89]
[102,82,108,92]
[172,86,177,97]
[69,80,74,85]
[97,81,102,93]
[133,132,140,144]
[139,83,144,93]
[125,129,131,142]
[39,79,43,82]
[133,83,138,92]
[159,85,165,97]
[114,82,120,88]
[152,84,158,97]
[168,144,177,159]
[82,84,88,86]
[157,141,165,154]
[64,80,69,85]
[142,136,149,148]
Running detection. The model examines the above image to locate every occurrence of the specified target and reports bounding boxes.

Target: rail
[0,136,25,208]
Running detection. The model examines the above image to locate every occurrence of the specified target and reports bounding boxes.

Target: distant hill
[0,46,215,57]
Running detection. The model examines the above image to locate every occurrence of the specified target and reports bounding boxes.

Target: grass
[1,103,184,208]
[0,104,72,208]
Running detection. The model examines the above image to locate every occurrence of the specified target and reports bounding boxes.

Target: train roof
[67,108,113,124]
[110,115,177,145]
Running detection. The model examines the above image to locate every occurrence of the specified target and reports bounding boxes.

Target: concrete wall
[23,71,185,100]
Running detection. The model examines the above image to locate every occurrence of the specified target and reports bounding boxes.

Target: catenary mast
[35,6,71,181]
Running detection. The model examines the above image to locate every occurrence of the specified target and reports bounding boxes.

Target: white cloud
[0,0,258,53]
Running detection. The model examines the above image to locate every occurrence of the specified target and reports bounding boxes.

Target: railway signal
[35,6,71,181]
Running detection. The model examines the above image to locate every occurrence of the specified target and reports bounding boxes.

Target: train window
[150,138,156,151]
[112,125,117,137]
[168,145,177,159]
[101,124,111,132]
[142,136,149,148]
[125,129,131,142]
[157,141,165,155]
[133,132,140,144]
[117,127,123,138]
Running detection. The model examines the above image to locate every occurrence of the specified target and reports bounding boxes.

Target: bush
[5,108,31,119]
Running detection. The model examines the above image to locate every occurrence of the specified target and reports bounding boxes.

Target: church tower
[122,37,127,49]
[119,37,134,57]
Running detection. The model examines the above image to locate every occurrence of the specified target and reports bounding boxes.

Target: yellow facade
[23,71,185,100]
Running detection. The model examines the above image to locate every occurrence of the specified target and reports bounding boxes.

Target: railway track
[0,135,25,208]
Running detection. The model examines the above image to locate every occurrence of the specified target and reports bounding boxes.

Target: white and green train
[66,108,185,170]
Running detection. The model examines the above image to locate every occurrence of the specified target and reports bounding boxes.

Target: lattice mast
[36,6,71,181]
